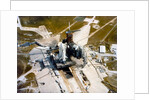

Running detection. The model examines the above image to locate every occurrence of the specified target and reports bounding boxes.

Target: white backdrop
[10,0,149,94]
[0,10,134,100]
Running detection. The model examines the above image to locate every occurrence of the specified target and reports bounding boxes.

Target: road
[69,67,88,93]
[99,53,117,57]
[59,70,73,93]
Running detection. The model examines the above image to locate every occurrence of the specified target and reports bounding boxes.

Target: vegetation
[106,60,117,71]
[102,74,117,93]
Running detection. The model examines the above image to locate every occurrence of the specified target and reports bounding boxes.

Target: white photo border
[0,10,134,100]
